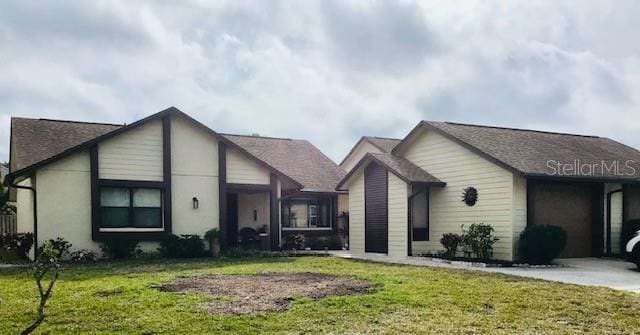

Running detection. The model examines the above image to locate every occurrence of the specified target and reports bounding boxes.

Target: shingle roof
[415,121,640,180]
[10,118,123,171]
[364,136,400,153]
[369,153,444,184]
[222,134,346,193]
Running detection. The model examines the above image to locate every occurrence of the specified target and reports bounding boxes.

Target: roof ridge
[221,133,294,141]
[436,121,600,139]
[12,117,124,127]
[365,136,401,141]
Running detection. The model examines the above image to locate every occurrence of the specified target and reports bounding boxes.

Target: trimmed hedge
[158,234,205,258]
[518,225,567,265]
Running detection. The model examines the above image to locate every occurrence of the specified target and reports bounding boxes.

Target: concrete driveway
[330,252,640,293]
[482,258,640,293]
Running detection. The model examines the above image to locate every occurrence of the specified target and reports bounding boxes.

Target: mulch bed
[158,272,374,315]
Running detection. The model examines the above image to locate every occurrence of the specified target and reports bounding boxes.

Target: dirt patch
[158,272,373,315]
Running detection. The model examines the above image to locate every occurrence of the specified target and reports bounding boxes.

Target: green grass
[1,256,639,334]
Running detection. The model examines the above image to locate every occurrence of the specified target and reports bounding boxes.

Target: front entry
[364,163,388,253]
[530,181,603,258]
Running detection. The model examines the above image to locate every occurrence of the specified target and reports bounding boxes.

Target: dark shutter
[365,163,388,253]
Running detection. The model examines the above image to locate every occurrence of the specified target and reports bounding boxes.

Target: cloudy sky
[1,1,639,163]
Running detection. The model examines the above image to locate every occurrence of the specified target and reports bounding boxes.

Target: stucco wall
[237,192,270,231]
[387,172,408,258]
[98,120,163,181]
[347,170,365,255]
[36,151,100,252]
[226,147,270,185]
[341,140,382,172]
[170,116,219,236]
[402,130,516,260]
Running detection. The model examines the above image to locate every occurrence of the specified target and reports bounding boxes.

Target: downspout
[9,175,37,259]
[606,188,623,255]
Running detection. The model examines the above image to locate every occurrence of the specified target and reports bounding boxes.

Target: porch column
[269,173,279,251]
[218,142,228,247]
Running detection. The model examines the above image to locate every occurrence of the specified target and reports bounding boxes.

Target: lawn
[1,256,639,334]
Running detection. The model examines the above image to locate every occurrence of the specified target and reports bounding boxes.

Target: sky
[1,0,640,163]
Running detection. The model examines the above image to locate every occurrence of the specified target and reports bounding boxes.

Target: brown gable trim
[5,107,303,190]
[336,152,446,190]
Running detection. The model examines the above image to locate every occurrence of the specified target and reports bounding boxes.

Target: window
[281,198,331,229]
[100,187,163,229]
[411,190,429,241]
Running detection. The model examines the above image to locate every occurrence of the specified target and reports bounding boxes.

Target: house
[4,107,346,256]
[337,121,640,261]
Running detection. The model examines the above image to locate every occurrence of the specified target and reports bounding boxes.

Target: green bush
[282,234,305,250]
[440,233,462,257]
[518,225,567,264]
[220,247,275,258]
[0,232,34,260]
[204,228,221,240]
[158,234,205,258]
[304,236,343,250]
[461,223,499,259]
[100,239,140,260]
[39,237,72,259]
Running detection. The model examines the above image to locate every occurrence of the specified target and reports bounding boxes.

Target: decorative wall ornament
[462,187,478,206]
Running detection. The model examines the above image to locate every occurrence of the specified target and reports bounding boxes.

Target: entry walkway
[329,251,640,293]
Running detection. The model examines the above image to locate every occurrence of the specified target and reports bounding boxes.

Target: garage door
[531,182,602,258]
[365,163,388,254]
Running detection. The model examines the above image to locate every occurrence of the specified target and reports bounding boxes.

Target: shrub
[461,223,499,259]
[100,239,140,260]
[220,247,275,258]
[70,249,100,263]
[304,236,343,250]
[39,238,72,259]
[204,228,221,241]
[282,234,304,250]
[158,234,205,258]
[518,225,567,265]
[0,232,34,260]
[440,233,462,257]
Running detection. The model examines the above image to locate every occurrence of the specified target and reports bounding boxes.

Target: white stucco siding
[341,141,382,172]
[347,171,365,255]
[226,147,270,185]
[170,116,219,236]
[16,178,34,235]
[35,151,100,252]
[403,130,515,260]
[387,172,409,258]
[98,120,163,181]
[237,192,270,231]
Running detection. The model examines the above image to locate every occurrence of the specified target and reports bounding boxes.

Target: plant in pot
[204,228,222,257]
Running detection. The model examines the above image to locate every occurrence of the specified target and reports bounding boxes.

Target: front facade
[339,121,640,261]
[6,108,346,256]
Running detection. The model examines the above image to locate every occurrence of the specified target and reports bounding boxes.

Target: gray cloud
[0,1,639,165]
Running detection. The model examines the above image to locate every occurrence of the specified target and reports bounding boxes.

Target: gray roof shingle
[222,134,346,193]
[364,136,400,153]
[10,118,122,171]
[369,152,443,184]
[420,121,640,180]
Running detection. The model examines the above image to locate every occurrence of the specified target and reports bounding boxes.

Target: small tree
[440,233,462,258]
[22,241,62,335]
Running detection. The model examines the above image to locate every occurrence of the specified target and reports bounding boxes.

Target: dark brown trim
[623,184,630,224]
[218,142,228,247]
[226,183,272,192]
[331,195,339,234]
[407,193,412,256]
[525,174,640,185]
[364,162,389,254]
[592,183,605,257]
[269,173,279,251]
[526,179,535,226]
[90,145,99,240]
[98,179,165,188]
[162,116,172,234]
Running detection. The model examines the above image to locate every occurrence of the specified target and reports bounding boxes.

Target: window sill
[99,228,164,233]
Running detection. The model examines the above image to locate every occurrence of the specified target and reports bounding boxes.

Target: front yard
[1,256,639,334]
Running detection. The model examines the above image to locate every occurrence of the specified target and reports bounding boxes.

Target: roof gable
[339,136,400,167]
[393,121,640,181]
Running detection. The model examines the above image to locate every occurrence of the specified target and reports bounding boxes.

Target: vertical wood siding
[402,130,515,260]
[364,163,388,253]
[98,120,163,181]
[348,171,365,255]
[387,172,408,258]
[226,148,270,185]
